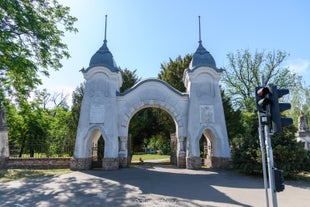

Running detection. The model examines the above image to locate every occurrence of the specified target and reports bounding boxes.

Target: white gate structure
[71,28,231,170]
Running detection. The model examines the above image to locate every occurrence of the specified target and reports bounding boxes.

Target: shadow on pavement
[0,165,265,207]
[84,165,262,207]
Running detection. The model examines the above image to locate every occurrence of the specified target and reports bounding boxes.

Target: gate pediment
[119,78,187,98]
[117,78,188,136]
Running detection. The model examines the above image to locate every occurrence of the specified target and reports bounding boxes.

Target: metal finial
[198,16,202,44]
[104,15,107,44]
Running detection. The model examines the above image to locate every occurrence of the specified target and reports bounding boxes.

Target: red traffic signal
[255,87,271,113]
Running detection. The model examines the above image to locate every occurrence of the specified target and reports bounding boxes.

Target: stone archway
[71,31,231,170]
[117,79,188,168]
[199,128,219,168]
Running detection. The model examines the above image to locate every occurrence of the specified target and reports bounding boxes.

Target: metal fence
[9,140,75,158]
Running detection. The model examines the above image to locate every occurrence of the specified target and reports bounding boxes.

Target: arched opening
[88,129,105,169]
[199,129,215,168]
[128,107,176,165]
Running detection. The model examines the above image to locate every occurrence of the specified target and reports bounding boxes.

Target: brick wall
[6,158,71,169]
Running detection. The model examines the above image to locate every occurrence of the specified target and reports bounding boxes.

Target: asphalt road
[0,164,309,207]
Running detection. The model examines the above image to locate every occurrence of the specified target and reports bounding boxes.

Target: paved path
[0,165,309,207]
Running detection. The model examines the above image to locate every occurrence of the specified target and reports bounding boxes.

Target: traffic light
[255,86,271,113]
[274,169,285,192]
[269,85,293,133]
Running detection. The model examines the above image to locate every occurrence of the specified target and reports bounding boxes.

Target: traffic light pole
[258,114,269,207]
[264,124,278,207]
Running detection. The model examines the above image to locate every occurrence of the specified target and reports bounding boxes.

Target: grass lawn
[0,168,71,183]
[131,154,170,162]
[294,171,310,182]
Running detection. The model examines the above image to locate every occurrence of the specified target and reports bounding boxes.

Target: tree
[272,125,310,176]
[289,75,310,125]
[223,49,295,111]
[6,89,71,157]
[120,68,141,92]
[224,49,310,176]
[67,83,85,151]
[221,90,243,141]
[158,54,192,92]
[0,0,77,107]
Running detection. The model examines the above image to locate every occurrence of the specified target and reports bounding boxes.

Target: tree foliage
[289,75,310,125]
[7,90,71,157]
[223,49,295,111]
[129,108,175,153]
[67,83,84,147]
[224,49,310,176]
[221,90,243,141]
[0,0,77,106]
[120,68,141,92]
[158,54,192,92]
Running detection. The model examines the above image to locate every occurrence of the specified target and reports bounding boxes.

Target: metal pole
[259,74,270,207]
[258,117,269,207]
[264,124,278,207]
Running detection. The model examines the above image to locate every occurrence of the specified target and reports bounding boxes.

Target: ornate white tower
[71,16,123,170]
[183,16,230,168]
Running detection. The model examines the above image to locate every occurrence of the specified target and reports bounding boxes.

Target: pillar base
[102,158,119,170]
[0,157,8,169]
[177,153,186,168]
[70,157,92,170]
[211,157,233,169]
[119,157,128,168]
[186,157,201,169]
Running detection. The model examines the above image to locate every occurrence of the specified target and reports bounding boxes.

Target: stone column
[118,136,128,168]
[186,157,201,169]
[204,138,213,168]
[210,157,232,169]
[91,142,98,161]
[102,158,119,170]
[177,136,186,168]
[170,133,177,165]
[0,109,9,169]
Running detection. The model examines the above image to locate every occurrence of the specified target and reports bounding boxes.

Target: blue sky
[41,0,310,100]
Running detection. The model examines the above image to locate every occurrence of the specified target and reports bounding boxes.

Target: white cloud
[287,58,310,74]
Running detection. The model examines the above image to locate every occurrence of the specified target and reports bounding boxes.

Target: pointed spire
[198,16,202,44]
[87,14,119,72]
[189,16,217,69]
[104,15,107,44]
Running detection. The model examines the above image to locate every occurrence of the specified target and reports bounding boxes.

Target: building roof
[88,40,119,72]
[189,42,216,69]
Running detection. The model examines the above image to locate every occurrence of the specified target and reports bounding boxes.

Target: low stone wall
[70,157,92,170]
[5,158,71,169]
